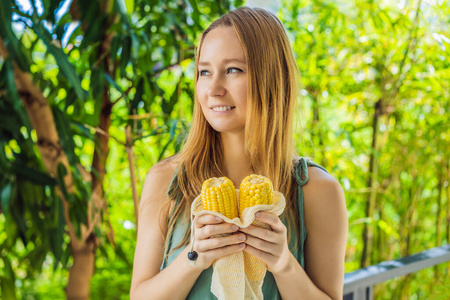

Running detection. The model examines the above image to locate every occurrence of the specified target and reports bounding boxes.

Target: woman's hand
[191,214,246,270]
[239,212,292,275]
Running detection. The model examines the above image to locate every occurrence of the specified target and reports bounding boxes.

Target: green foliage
[0,0,449,299]
[281,0,450,298]
[0,0,242,298]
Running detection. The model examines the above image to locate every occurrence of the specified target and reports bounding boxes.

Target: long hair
[164,6,301,252]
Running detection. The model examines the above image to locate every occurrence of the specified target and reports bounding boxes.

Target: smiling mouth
[212,106,235,112]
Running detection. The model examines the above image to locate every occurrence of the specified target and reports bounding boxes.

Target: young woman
[130,7,347,300]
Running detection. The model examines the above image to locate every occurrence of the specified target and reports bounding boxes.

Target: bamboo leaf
[110,34,122,63]
[80,16,106,49]
[158,120,178,160]
[120,35,131,77]
[10,161,58,186]
[51,105,77,165]
[32,23,86,100]
[1,182,11,213]
[0,255,17,300]
[0,0,30,71]
[104,73,128,101]
[162,75,182,116]
[129,77,143,115]
[56,162,70,200]
[90,67,105,98]
[49,196,64,263]
[188,0,201,26]
[2,58,32,132]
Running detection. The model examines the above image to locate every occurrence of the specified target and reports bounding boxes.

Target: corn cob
[239,174,274,281]
[238,174,274,215]
[201,177,239,219]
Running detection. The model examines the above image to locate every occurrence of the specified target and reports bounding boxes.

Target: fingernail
[238,235,245,241]
[232,225,239,230]
[255,212,261,218]
[215,216,222,222]
[239,243,245,248]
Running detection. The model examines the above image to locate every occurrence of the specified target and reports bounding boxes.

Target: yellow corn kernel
[201,177,238,219]
[239,174,274,281]
[238,174,274,215]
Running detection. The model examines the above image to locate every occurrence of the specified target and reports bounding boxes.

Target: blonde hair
[165,6,300,252]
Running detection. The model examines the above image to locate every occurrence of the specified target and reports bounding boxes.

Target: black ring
[187,251,198,261]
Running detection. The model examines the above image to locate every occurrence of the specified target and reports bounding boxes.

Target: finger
[255,212,286,233]
[195,214,223,228]
[243,244,274,265]
[239,226,277,243]
[196,233,246,252]
[197,223,240,239]
[203,243,246,262]
[244,234,277,254]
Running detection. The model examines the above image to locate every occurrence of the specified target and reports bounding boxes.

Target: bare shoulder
[302,165,347,234]
[301,165,348,299]
[140,156,178,212]
[302,166,345,207]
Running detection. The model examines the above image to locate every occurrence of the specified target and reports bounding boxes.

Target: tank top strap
[294,157,329,186]
[161,170,183,269]
[293,157,329,268]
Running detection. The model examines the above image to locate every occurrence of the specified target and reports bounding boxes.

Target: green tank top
[161,157,328,299]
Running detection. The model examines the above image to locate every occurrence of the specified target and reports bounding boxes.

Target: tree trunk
[361,99,382,268]
[0,39,95,299]
[308,87,324,165]
[126,125,140,229]
[66,239,96,299]
[434,155,444,279]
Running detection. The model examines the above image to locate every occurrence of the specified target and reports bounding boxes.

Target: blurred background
[0,0,449,299]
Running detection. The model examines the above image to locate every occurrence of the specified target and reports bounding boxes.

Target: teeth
[212,106,233,112]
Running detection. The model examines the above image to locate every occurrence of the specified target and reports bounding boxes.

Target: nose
[207,75,226,97]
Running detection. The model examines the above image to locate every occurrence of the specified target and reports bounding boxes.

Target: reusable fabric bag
[189,190,286,300]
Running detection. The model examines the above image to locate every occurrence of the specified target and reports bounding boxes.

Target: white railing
[343,244,450,300]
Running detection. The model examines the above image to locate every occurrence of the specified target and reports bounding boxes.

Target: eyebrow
[198,58,247,66]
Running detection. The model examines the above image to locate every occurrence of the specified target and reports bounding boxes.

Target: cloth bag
[189,190,286,300]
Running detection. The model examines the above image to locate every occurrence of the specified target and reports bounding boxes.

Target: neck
[220,132,253,187]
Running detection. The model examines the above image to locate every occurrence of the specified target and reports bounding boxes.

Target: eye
[227,67,242,74]
[198,70,210,76]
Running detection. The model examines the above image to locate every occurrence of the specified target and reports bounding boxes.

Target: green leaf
[56,162,69,200]
[120,35,131,77]
[104,73,128,101]
[10,161,58,186]
[49,201,64,264]
[32,23,86,101]
[0,140,10,172]
[0,255,17,300]
[158,120,178,160]
[80,16,106,49]
[1,182,14,214]
[143,76,155,110]
[124,0,134,13]
[188,0,201,27]
[28,244,48,271]
[64,87,78,109]
[2,58,31,131]
[0,275,17,300]
[70,121,95,140]
[91,67,105,98]
[0,0,30,71]
[130,32,140,63]
[129,77,143,115]
[162,75,182,116]
[110,34,122,63]
[51,105,78,165]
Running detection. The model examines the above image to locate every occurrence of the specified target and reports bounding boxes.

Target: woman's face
[196,26,248,134]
